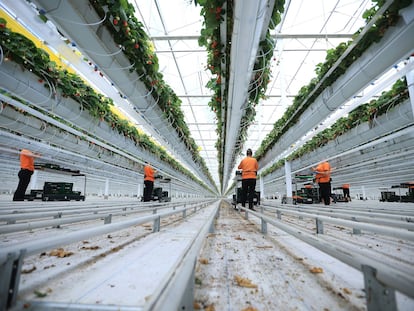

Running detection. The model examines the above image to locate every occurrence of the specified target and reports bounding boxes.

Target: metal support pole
[0,249,26,310]
[104,214,112,224]
[259,177,264,202]
[53,212,62,228]
[104,178,109,200]
[244,209,249,220]
[136,183,140,199]
[276,210,282,220]
[153,216,160,233]
[352,217,361,235]
[316,218,324,234]
[261,218,268,234]
[362,265,397,311]
[284,161,293,203]
[83,175,87,199]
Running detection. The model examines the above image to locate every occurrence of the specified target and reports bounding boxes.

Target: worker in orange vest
[13,148,41,201]
[312,160,332,205]
[237,149,258,210]
[143,162,156,202]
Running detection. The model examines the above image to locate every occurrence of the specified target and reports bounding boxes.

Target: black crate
[43,182,73,194]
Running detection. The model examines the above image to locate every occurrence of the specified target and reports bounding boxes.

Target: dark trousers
[144,180,154,202]
[13,169,33,201]
[319,182,331,205]
[241,178,256,209]
[343,188,350,201]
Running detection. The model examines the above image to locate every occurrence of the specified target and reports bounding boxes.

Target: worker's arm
[22,149,41,158]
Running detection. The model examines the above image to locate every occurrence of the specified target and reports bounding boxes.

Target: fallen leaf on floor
[195,276,202,285]
[80,246,100,250]
[34,290,47,298]
[22,264,36,274]
[34,288,52,298]
[343,287,352,295]
[234,275,258,288]
[235,235,245,241]
[49,248,73,258]
[242,307,258,311]
[337,292,346,299]
[205,304,215,311]
[199,258,209,264]
[193,301,202,310]
[193,301,216,311]
[309,267,324,274]
[110,246,122,253]
[255,245,273,249]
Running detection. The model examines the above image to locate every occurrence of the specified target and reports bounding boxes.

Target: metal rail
[262,204,414,238]
[142,201,220,311]
[0,200,219,310]
[270,201,414,216]
[236,202,414,310]
[0,200,208,234]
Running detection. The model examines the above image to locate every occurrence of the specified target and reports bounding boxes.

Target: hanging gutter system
[27,0,215,191]
[222,0,271,192]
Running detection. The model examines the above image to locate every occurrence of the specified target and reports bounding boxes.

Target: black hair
[246,149,252,156]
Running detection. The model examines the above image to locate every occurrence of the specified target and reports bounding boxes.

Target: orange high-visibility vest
[315,161,331,183]
[20,149,35,171]
[238,156,258,179]
[144,165,155,182]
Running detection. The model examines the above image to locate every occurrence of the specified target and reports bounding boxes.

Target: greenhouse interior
[0,0,413,310]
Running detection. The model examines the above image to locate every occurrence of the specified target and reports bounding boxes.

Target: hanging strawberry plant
[261,78,409,177]
[195,0,285,186]
[86,0,216,189]
[255,0,411,163]
[0,19,212,190]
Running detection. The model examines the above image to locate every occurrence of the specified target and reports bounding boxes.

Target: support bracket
[0,249,26,310]
[362,265,397,311]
